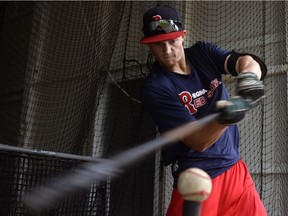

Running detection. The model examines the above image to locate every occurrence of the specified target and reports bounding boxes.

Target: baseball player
[140,5,268,216]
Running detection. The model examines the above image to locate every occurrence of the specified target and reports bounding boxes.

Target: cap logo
[152,15,162,21]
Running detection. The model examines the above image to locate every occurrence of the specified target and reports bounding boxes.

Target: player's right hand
[216,96,250,125]
[236,72,265,108]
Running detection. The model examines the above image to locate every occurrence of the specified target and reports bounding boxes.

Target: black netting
[0,146,107,215]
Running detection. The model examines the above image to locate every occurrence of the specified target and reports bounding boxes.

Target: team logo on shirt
[178,78,221,114]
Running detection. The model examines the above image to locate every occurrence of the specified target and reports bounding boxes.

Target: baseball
[177,168,212,202]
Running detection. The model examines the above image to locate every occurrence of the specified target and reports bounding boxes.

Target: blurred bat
[24,112,220,213]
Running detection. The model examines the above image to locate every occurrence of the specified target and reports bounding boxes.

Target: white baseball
[177,168,212,202]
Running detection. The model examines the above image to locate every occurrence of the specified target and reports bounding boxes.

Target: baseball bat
[24,112,220,212]
[183,201,201,216]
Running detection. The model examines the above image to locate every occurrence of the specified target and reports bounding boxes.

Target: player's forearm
[181,121,228,152]
[236,55,261,79]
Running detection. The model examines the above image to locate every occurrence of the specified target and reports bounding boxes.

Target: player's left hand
[236,72,265,108]
[216,96,250,125]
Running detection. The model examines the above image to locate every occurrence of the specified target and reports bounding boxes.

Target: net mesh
[0,1,287,215]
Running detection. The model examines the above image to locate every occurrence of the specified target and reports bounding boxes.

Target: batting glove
[236,72,265,108]
[216,96,250,125]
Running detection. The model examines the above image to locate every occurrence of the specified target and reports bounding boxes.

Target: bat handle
[182,200,201,216]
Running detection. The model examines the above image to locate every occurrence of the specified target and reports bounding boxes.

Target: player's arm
[181,96,248,152]
[225,54,261,78]
[183,52,267,152]
[225,51,267,108]
[181,120,228,152]
[142,84,230,152]
[225,51,267,79]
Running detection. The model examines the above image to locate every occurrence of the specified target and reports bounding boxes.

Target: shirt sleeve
[191,41,232,75]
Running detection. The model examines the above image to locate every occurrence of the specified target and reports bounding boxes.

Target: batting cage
[0,1,287,215]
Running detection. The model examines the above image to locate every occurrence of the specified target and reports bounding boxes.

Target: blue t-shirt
[140,41,240,182]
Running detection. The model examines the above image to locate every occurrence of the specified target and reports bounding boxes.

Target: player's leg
[199,174,222,215]
[218,160,267,216]
[222,186,267,216]
[166,160,267,216]
[166,189,183,216]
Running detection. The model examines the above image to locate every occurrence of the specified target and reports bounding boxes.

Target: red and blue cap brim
[140,31,186,44]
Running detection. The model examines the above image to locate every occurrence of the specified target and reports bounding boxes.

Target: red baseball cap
[140,6,186,44]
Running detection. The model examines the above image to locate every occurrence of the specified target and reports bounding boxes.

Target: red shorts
[166,160,267,216]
